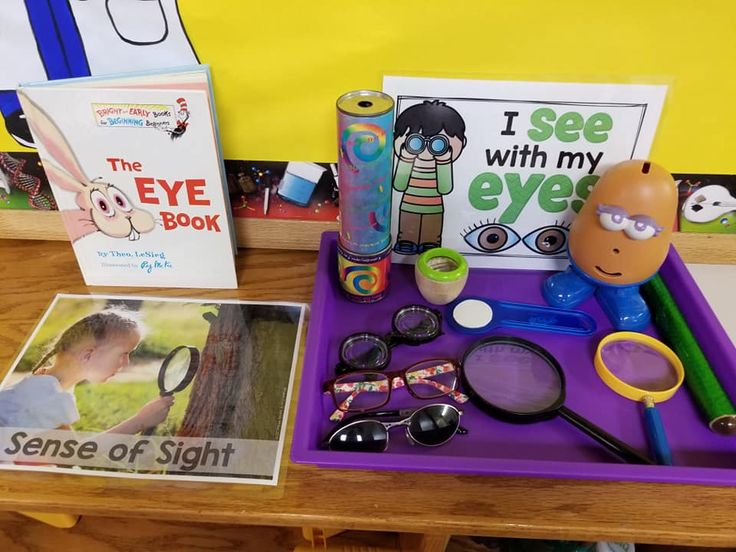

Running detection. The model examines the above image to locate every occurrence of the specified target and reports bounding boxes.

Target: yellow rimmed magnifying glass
[594,332,685,465]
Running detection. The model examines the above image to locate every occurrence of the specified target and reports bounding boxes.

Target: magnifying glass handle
[643,402,673,466]
[558,406,655,465]
[493,300,596,336]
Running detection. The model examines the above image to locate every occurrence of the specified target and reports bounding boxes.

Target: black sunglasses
[322,403,467,452]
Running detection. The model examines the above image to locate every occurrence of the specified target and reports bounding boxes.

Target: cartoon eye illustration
[462,221,520,253]
[597,204,629,231]
[90,189,115,218]
[522,224,570,255]
[624,217,662,241]
[109,187,133,213]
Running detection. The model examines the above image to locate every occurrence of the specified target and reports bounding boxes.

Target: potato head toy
[543,160,678,330]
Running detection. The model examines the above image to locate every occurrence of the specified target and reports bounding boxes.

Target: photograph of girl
[0,308,172,433]
[0,294,305,485]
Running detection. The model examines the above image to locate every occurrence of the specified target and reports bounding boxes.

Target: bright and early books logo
[93,97,190,139]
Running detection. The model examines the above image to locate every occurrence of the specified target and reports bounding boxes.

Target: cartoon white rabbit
[18,92,156,243]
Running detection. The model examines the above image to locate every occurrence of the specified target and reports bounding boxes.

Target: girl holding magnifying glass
[392,100,467,256]
[0,309,173,434]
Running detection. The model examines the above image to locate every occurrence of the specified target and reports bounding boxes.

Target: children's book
[17,66,238,288]
[0,293,306,485]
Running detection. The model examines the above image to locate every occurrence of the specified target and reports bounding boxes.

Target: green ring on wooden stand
[416,247,468,282]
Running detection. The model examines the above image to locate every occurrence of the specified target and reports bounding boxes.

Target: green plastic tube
[641,274,736,435]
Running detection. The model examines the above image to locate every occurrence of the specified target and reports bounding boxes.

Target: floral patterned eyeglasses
[323,358,469,422]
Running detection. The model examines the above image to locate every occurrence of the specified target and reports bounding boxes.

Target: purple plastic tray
[292,232,736,484]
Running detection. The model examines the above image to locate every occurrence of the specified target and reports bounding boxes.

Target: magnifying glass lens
[162,347,193,393]
[340,334,390,371]
[393,306,441,341]
[601,341,679,391]
[595,334,684,465]
[463,341,562,414]
[461,337,654,464]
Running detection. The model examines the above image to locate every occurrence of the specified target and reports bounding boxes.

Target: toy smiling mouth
[595,265,622,277]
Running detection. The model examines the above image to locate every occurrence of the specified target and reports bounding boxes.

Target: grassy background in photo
[137,302,214,358]
[16,298,214,372]
[74,381,192,436]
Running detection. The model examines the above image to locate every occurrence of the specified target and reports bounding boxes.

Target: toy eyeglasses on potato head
[335,305,442,374]
[543,160,678,331]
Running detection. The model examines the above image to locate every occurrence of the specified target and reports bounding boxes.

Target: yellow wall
[3,1,734,173]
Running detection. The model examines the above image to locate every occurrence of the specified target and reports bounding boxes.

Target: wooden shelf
[0,209,337,250]
[0,209,733,263]
[2,240,736,547]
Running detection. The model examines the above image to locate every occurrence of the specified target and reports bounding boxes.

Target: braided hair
[32,309,142,374]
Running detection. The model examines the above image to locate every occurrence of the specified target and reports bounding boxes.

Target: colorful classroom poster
[226,160,339,222]
[383,77,667,270]
[675,173,736,234]
[0,294,305,485]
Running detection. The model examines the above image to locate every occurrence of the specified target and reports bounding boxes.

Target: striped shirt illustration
[393,158,453,215]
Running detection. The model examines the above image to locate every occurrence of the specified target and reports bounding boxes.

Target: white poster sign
[383,77,667,270]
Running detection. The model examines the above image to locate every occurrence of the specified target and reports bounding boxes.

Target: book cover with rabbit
[17,81,237,288]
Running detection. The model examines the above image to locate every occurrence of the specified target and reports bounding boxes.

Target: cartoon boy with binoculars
[392,99,467,255]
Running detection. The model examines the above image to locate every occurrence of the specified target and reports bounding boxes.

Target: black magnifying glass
[461,336,654,465]
[158,345,200,395]
[336,305,442,374]
[142,345,200,435]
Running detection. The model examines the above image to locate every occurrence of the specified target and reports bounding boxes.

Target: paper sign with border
[383,76,667,270]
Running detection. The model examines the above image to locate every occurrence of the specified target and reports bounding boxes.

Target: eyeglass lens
[405,360,458,399]
[333,361,459,413]
[327,405,460,451]
[408,404,460,446]
[333,371,390,411]
[328,420,388,452]
[393,306,441,341]
[340,333,390,371]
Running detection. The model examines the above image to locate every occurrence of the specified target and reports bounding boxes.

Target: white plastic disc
[452,299,493,329]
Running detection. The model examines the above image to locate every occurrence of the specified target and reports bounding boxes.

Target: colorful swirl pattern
[337,109,393,256]
[341,123,386,167]
[341,265,382,295]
